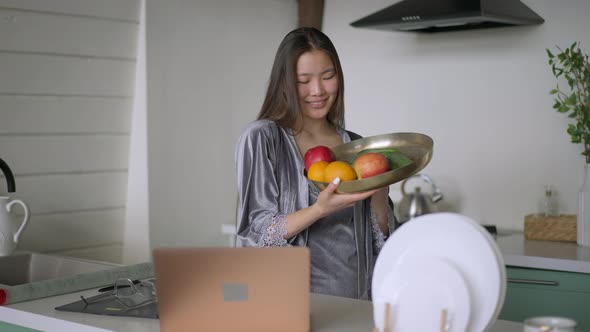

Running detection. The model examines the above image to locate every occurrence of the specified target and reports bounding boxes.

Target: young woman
[235,27,396,300]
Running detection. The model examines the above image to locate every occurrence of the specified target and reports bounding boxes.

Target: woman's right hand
[284,177,381,239]
[313,178,379,219]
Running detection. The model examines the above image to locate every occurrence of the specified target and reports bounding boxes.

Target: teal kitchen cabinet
[499,266,590,331]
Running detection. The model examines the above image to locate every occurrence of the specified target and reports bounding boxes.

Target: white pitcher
[0,196,30,256]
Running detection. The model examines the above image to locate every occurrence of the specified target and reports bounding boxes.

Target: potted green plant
[547,41,590,246]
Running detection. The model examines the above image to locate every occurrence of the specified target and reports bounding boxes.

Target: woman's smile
[306,98,328,109]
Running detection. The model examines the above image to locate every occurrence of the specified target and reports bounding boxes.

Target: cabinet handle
[507,278,559,286]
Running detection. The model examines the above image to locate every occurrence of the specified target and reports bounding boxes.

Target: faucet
[0,157,16,193]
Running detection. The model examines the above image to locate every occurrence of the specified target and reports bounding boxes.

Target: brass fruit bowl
[310,132,433,193]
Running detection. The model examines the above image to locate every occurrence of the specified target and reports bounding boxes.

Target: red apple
[353,152,390,179]
[304,146,335,171]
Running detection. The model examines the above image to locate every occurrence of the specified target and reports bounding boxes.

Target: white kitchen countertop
[497,233,590,273]
[4,233,588,331]
[4,286,524,332]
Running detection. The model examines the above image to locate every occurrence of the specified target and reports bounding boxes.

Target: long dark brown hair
[256,27,345,130]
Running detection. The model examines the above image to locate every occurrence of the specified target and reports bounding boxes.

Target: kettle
[0,157,30,256]
[397,173,443,224]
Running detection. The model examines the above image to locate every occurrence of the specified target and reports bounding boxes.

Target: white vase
[578,163,590,246]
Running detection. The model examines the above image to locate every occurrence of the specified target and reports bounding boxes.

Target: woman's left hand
[371,186,391,235]
[372,187,389,200]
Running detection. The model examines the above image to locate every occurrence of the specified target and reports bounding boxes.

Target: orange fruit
[307,161,329,182]
[324,161,357,183]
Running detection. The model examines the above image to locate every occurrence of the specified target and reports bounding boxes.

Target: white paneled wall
[0,0,140,263]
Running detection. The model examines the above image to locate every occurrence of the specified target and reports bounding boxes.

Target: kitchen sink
[0,252,119,286]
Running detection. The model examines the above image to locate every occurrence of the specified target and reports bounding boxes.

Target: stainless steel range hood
[350,0,544,33]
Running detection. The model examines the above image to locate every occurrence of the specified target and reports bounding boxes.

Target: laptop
[152,247,310,332]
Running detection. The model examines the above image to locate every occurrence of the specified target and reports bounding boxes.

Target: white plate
[465,213,507,328]
[372,213,506,332]
[373,255,471,332]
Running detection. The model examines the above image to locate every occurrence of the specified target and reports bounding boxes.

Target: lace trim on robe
[371,206,397,252]
[259,213,290,247]
[370,209,386,252]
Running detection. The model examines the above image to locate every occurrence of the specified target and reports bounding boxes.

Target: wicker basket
[524,214,577,242]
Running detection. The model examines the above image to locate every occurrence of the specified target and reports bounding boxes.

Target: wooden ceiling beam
[298,0,324,30]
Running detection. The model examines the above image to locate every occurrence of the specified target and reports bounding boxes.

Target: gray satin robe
[235,120,395,300]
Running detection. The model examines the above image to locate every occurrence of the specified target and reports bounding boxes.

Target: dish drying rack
[371,302,451,332]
